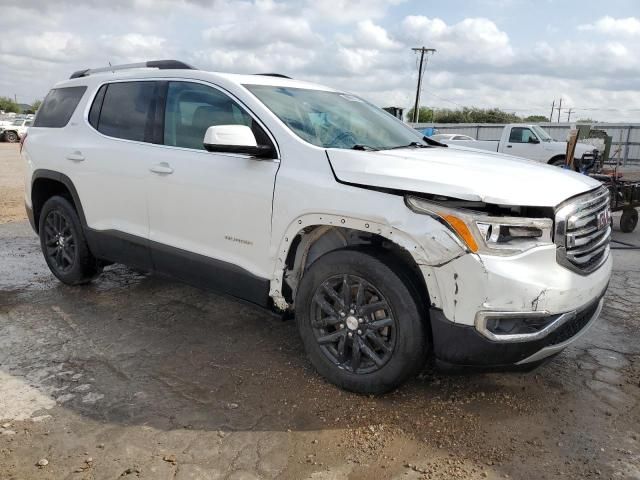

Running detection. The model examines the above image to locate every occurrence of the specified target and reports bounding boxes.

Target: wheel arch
[31,170,87,233]
[548,154,566,165]
[270,214,442,314]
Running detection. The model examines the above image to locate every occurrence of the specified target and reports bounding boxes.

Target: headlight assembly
[405,196,553,256]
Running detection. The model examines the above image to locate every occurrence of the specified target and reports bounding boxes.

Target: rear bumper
[430,291,605,368]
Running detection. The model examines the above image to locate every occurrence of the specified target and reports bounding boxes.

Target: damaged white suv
[23,60,612,393]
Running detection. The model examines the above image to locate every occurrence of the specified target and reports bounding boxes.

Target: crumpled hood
[327,146,601,207]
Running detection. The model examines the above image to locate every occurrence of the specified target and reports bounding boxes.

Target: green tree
[405,107,435,123]
[523,115,549,122]
[432,107,521,124]
[0,96,20,113]
[26,99,43,114]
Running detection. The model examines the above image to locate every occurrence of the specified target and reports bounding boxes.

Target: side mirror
[528,137,540,144]
[203,125,274,158]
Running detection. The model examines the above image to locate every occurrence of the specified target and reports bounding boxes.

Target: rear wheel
[550,156,566,167]
[295,249,427,394]
[39,196,101,285]
[4,131,18,143]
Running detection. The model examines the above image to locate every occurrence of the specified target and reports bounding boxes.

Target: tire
[38,196,102,285]
[620,208,638,233]
[550,156,566,167]
[295,249,428,394]
[4,131,18,143]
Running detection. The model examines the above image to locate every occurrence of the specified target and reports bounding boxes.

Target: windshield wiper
[385,142,429,150]
[351,144,379,151]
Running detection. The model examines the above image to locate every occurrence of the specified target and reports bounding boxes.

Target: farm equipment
[565,127,639,233]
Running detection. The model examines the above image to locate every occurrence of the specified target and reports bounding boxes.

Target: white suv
[23,60,612,393]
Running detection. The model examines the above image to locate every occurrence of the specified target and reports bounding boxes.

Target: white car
[440,124,597,166]
[2,118,32,142]
[430,133,475,142]
[22,60,611,393]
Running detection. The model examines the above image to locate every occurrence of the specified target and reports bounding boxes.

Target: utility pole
[549,100,555,122]
[566,108,573,122]
[411,47,436,123]
[557,98,563,123]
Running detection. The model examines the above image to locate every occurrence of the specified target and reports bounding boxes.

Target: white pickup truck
[440,124,596,166]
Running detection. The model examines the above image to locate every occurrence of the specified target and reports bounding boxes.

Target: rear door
[76,80,160,268]
[146,80,279,304]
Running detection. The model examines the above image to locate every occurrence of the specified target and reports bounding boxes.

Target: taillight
[19,132,27,154]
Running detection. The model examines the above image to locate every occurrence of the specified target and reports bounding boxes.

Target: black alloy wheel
[43,209,77,274]
[311,274,397,374]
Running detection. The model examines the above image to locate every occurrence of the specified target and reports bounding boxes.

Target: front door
[146,80,279,304]
[504,126,542,161]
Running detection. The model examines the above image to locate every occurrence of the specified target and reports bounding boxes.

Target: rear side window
[96,82,157,142]
[33,86,87,128]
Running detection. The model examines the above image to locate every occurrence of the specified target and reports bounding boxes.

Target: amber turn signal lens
[442,214,479,252]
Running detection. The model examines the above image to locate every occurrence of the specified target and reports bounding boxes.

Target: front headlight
[406,196,553,256]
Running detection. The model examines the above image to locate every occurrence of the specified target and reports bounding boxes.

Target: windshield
[245,85,424,150]
[531,125,552,142]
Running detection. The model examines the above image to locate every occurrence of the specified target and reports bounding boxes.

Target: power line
[411,47,436,123]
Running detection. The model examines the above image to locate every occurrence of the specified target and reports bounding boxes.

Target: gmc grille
[555,187,611,274]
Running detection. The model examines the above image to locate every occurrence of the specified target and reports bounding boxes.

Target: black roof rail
[254,73,292,79]
[69,60,196,79]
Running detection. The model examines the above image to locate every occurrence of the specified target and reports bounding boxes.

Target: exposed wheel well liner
[281,225,431,324]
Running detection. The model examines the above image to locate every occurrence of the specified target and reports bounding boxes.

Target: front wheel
[295,249,428,394]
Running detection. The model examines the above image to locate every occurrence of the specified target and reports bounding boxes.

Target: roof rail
[254,73,292,79]
[69,60,196,79]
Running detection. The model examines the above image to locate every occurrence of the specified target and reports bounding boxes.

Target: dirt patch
[0,144,27,224]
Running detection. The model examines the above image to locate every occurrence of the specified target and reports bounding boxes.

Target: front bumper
[430,291,605,367]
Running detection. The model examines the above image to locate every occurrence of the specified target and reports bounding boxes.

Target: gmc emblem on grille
[597,209,610,230]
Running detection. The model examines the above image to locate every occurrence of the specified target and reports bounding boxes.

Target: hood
[327,146,601,207]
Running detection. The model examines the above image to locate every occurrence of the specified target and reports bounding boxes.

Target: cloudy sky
[1,0,639,121]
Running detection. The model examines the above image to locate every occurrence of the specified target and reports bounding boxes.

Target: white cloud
[400,16,514,66]
[99,33,168,59]
[203,17,321,49]
[308,0,406,23]
[1,2,639,122]
[337,20,402,50]
[578,16,640,36]
[0,32,86,63]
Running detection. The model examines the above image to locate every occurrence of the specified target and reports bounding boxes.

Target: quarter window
[97,82,157,142]
[164,81,264,151]
[33,86,87,128]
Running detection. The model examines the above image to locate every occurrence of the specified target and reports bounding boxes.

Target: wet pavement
[0,219,638,480]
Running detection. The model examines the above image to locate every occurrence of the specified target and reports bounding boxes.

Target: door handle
[66,151,85,162]
[150,163,174,174]
[506,145,512,148]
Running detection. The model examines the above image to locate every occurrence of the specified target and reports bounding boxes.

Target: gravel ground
[1,143,639,479]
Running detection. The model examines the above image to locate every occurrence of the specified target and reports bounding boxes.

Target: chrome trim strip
[516,298,603,364]
[475,310,576,343]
